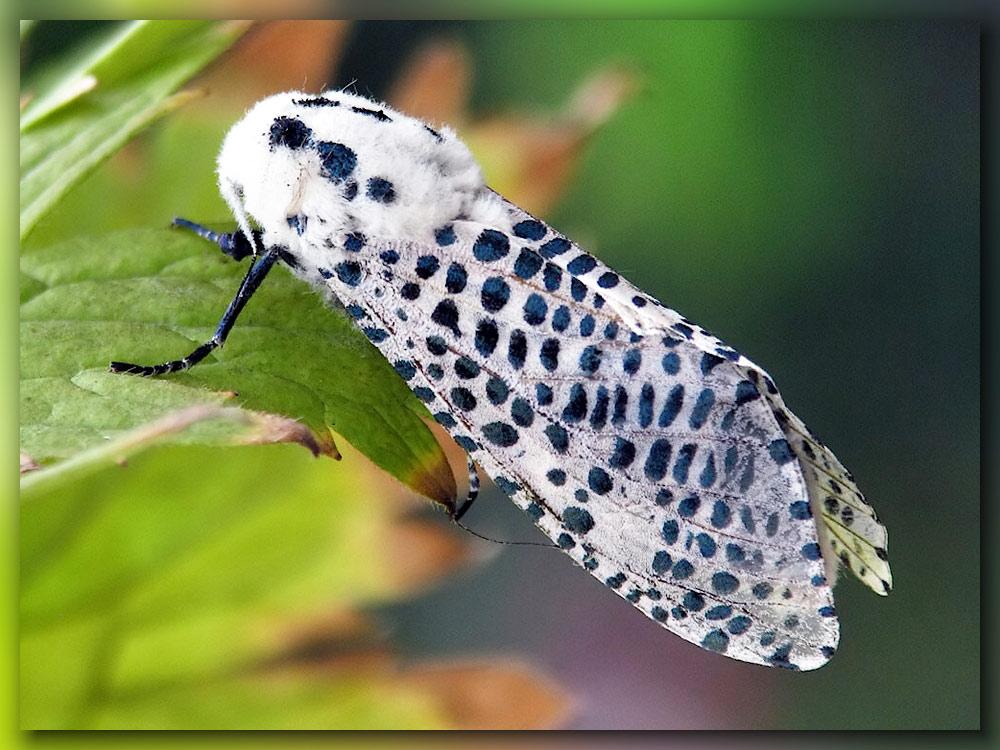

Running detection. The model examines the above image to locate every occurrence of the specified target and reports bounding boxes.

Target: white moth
[112,89,892,670]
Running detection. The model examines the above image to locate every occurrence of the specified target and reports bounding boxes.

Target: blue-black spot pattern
[652,550,673,574]
[539,237,571,258]
[415,254,440,279]
[644,439,672,481]
[513,219,546,240]
[366,177,395,203]
[364,327,388,343]
[705,605,732,620]
[335,261,361,286]
[547,468,567,486]
[454,435,478,453]
[590,386,609,429]
[510,397,534,427]
[540,338,560,371]
[433,411,456,428]
[543,263,562,292]
[536,383,553,405]
[734,380,760,405]
[508,330,527,369]
[672,559,694,579]
[662,519,679,544]
[702,630,730,654]
[431,299,460,337]
[558,533,576,549]
[483,422,519,447]
[451,387,477,411]
[606,572,626,588]
[316,141,356,182]
[481,277,511,312]
[696,533,716,558]
[567,254,597,275]
[623,350,641,375]
[710,500,732,528]
[562,506,595,534]
[344,232,365,251]
[768,438,796,464]
[712,572,740,594]
[473,229,510,262]
[700,453,717,488]
[393,360,417,380]
[673,443,697,483]
[485,376,509,405]
[579,314,595,336]
[752,582,773,600]
[728,616,752,635]
[435,225,456,246]
[425,335,447,355]
[562,384,588,423]
[611,386,628,425]
[588,467,613,495]
[523,294,548,325]
[638,383,654,427]
[689,388,715,429]
[545,423,569,453]
[662,352,680,375]
[380,249,399,264]
[597,271,619,288]
[513,248,543,279]
[701,352,725,375]
[454,356,480,379]
[270,116,312,149]
[579,345,602,374]
[726,544,745,563]
[677,493,700,518]
[789,501,812,520]
[412,386,434,402]
[401,282,420,300]
[475,320,498,356]
[552,305,571,332]
[801,543,822,560]
[445,263,467,293]
[609,437,636,469]
[571,278,587,302]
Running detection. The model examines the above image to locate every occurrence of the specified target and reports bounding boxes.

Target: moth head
[216,90,486,249]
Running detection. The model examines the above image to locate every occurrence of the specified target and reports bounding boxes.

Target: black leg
[110,246,281,376]
[451,453,480,521]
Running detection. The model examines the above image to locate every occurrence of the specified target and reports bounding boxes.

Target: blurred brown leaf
[388,39,471,124]
[398,661,572,729]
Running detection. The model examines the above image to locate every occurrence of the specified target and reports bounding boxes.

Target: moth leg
[171,217,260,261]
[451,453,480,522]
[109,246,281,376]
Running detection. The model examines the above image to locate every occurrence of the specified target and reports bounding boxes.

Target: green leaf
[19,20,250,241]
[19,442,450,728]
[19,227,456,506]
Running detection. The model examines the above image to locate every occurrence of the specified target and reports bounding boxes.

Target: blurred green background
[20,20,979,729]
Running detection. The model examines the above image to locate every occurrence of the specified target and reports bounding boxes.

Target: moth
[111,90,892,670]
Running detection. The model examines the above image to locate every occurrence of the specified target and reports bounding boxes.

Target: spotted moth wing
[301,212,851,670]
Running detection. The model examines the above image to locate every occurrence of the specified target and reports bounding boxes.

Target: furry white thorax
[216,90,492,253]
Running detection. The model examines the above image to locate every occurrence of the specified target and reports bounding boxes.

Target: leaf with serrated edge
[20,227,455,505]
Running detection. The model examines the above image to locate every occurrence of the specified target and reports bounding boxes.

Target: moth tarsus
[111,88,891,670]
